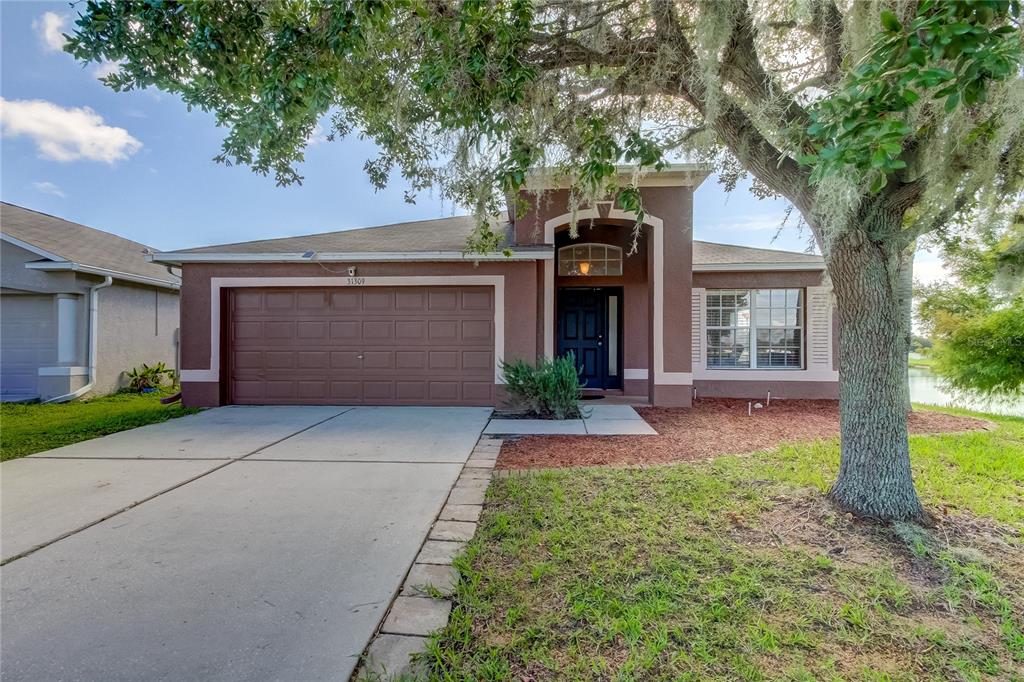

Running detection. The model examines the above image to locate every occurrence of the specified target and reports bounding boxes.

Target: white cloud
[32,181,66,198]
[306,124,329,146]
[33,12,68,52]
[92,60,122,80]
[0,98,142,163]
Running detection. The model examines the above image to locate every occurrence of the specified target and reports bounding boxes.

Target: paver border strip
[353,435,502,680]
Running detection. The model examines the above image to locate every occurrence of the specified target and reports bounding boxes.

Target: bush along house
[151,165,837,408]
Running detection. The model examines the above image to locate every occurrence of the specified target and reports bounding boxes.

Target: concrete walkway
[0,405,491,682]
[483,404,657,436]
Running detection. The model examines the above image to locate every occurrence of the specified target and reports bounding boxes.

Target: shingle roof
[171,217,822,268]
[177,215,514,254]
[0,203,179,285]
[693,240,823,267]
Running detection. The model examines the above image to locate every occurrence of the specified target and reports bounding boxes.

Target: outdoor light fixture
[579,261,591,275]
[301,251,316,259]
[348,266,357,277]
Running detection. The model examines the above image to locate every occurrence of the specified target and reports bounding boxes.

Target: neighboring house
[1,203,180,402]
[153,165,837,408]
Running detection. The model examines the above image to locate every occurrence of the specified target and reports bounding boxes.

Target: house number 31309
[346,277,366,286]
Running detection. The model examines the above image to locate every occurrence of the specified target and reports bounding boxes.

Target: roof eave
[150,249,554,265]
[24,261,181,290]
[693,261,826,272]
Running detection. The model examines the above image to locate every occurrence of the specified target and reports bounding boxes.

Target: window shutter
[691,288,703,366]
[807,286,832,369]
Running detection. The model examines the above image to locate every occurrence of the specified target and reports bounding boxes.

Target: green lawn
[420,410,1024,681]
[0,391,198,461]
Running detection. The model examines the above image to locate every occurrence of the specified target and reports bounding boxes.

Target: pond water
[909,367,1024,417]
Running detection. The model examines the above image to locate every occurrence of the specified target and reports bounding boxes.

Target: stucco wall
[93,280,180,394]
[0,242,82,294]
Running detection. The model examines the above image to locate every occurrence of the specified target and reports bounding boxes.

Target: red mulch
[496,399,989,470]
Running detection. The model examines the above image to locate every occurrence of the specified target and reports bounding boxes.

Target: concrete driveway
[0,405,491,682]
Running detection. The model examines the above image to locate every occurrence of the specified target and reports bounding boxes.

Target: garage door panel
[228,286,495,405]
[462,350,494,370]
[296,351,328,369]
[297,381,328,399]
[362,351,394,370]
[363,381,394,401]
[265,351,295,369]
[265,292,296,309]
[362,320,394,341]
[462,290,493,310]
[330,381,361,400]
[395,320,426,341]
[263,322,294,339]
[462,320,492,342]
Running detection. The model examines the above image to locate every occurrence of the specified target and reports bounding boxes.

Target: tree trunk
[826,229,924,521]
[896,248,915,414]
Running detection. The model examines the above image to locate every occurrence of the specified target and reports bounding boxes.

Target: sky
[0,1,947,282]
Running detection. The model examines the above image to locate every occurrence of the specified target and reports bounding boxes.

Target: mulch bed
[496,398,989,470]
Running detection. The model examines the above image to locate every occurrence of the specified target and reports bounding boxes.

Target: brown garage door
[227,286,495,405]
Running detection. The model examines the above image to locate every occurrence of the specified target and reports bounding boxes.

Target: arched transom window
[557,243,623,276]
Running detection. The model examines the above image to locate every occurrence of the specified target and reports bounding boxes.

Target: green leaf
[869,173,888,193]
[880,10,902,32]
[945,91,960,112]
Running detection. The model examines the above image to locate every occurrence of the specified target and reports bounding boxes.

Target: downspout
[43,276,113,403]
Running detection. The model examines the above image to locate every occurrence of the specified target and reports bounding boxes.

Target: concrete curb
[351,435,502,681]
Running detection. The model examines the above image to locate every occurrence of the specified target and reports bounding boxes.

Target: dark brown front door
[226,286,495,405]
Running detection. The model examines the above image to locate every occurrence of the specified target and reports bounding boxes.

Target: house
[151,165,837,408]
[0,203,181,402]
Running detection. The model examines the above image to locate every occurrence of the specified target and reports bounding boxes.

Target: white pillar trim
[55,294,80,365]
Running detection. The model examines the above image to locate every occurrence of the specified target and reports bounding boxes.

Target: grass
[909,354,938,369]
[0,390,198,461]
[418,409,1024,681]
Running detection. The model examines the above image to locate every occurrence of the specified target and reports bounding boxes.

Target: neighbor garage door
[227,286,495,405]
[0,295,56,400]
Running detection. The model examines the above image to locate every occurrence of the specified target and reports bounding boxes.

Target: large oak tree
[68,0,1023,520]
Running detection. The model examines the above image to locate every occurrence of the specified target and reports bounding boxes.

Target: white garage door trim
[180,276,506,384]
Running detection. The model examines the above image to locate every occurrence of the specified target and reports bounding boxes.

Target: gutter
[24,260,181,290]
[148,249,554,266]
[42,276,113,403]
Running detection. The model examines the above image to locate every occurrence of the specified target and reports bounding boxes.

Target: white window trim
[704,288,804,371]
[693,286,838,382]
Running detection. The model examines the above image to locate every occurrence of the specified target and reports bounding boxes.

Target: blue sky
[0,1,945,281]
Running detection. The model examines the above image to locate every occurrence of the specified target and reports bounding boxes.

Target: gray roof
[171,215,822,268]
[177,216,514,255]
[1,203,179,286]
[693,240,822,266]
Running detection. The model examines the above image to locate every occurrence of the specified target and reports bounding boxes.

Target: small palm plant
[126,362,174,393]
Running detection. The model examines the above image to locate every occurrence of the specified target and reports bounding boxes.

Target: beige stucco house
[153,165,838,409]
[1,203,180,402]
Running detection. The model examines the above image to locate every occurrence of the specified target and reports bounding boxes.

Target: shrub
[125,362,175,392]
[500,356,583,419]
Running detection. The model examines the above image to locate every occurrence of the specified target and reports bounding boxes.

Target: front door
[557,288,621,390]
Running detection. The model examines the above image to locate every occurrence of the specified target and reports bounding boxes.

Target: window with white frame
[706,289,803,369]
[557,243,623,276]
